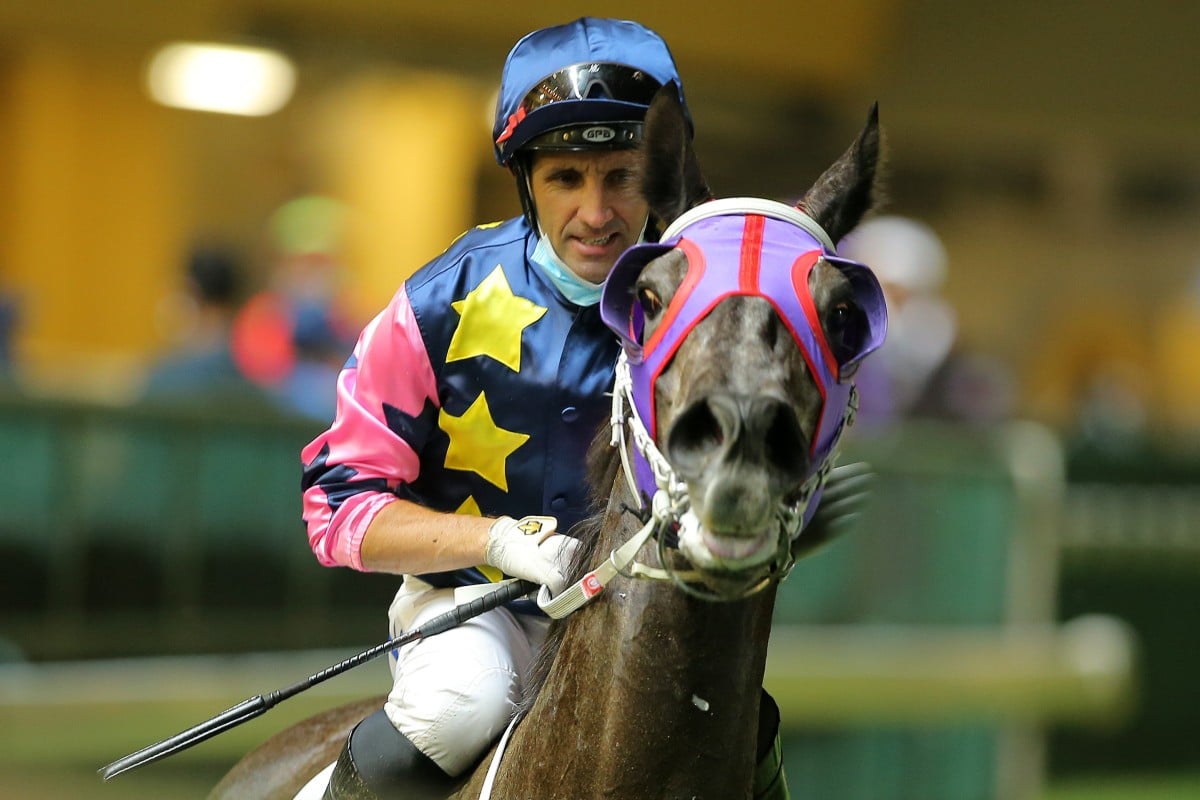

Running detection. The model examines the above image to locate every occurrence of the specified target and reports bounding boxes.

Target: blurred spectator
[839,215,1014,430]
[1070,357,1150,454]
[230,194,359,422]
[0,289,17,388]
[1154,259,1200,437]
[230,292,356,422]
[141,245,266,407]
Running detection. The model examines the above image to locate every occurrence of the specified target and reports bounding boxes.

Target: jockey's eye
[637,286,664,317]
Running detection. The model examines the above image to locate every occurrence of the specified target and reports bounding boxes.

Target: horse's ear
[798,103,883,243]
[640,81,713,228]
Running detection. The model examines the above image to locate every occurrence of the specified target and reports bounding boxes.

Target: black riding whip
[99,578,535,781]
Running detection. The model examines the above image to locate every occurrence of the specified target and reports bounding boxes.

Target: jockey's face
[528,149,649,284]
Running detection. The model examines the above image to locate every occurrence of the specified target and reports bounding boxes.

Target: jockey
[301,17,789,799]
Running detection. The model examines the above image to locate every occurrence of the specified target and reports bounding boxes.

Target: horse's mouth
[677,510,779,574]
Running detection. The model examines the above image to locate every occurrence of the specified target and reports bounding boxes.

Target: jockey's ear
[798,103,883,243]
[640,82,712,230]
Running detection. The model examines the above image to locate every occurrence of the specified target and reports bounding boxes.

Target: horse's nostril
[666,398,729,477]
[762,401,809,479]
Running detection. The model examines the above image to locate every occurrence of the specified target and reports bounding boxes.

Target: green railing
[0,393,396,658]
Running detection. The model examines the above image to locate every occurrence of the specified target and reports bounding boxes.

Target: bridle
[538,351,857,618]
[539,198,884,617]
[608,352,859,597]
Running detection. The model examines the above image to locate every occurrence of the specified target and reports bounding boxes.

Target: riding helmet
[493,17,692,168]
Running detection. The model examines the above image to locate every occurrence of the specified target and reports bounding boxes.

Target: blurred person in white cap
[840,215,1011,428]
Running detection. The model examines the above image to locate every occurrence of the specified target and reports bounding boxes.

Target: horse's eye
[825,301,867,372]
[831,303,853,329]
[637,287,664,317]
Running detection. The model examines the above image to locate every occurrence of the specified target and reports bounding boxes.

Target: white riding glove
[485,515,579,597]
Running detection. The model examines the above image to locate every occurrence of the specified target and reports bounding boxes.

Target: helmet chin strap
[513,155,539,231]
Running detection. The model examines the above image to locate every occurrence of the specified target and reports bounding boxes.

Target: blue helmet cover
[493,17,689,164]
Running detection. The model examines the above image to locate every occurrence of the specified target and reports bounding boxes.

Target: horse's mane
[518,416,623,714]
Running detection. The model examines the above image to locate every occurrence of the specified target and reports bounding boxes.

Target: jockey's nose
[665,393,810,485]
[577,184,615,228]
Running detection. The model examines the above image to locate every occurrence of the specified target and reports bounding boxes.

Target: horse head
[599,84,888,599]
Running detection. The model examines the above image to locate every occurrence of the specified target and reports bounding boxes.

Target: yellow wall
[2,42,185,397]
[314,71,487,319]
[0,46,488,398]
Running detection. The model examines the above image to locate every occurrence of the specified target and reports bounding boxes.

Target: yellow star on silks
[455,496,482,517]
[447,265,546,372]
[439,392,530,492]
[448,221,505,248]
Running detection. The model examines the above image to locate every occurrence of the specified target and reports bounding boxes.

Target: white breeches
[383,577,549,776]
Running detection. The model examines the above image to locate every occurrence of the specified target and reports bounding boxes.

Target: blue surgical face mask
[530,219,650,307]
[530,233,604,306]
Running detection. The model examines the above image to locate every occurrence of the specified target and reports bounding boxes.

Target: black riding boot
[324,709,458,800]
[753,690,790,800]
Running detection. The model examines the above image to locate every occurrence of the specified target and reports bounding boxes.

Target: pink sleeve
[301,286,439,571]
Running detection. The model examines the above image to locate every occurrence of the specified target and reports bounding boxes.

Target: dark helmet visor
[496,63,663,155]
[520,62,662,114]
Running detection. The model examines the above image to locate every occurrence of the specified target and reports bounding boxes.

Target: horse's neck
[496,480,778,799]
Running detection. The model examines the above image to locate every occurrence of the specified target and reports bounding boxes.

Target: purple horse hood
[601,198,887,521]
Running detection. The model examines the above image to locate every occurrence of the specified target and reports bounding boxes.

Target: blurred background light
[145,42,296,117]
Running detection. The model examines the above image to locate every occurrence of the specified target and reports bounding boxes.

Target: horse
[212,83,886,800]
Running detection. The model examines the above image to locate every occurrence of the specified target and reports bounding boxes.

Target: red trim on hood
[643,238,706,356]
[792,251,839,378]
[739,215,765,293]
